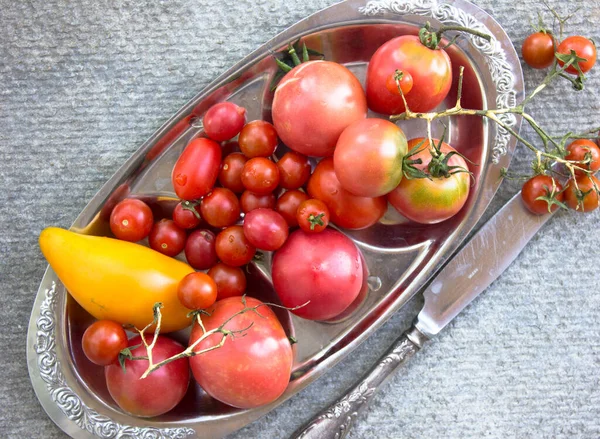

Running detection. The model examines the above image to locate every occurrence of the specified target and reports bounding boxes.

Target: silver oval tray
[27,0,524,438]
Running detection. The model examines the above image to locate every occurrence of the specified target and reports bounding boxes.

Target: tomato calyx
[534,179,568,213]
[271,39,324,90]
[118,343,147,372]
[402,138,473,180]
[555,50,588,90]
[307,213,325,230]
[418,21,491,51]
[181,200,202,220]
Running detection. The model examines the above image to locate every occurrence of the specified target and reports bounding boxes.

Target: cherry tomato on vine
[240,190,276,213]
[238,120,279,158]
[149,219,187,256]
[185,229,218,270]
[203,102,246,142]
[241,157,280,194]
[564,139,600,175]
[521,175,564,215]
[172,201,203,229]
[109,198,154,242]
[82,320,128,366]
[215,225,256,267]
[557,36,597,74]
[564,175,600,212]
[276,151,311,189]
[276,189,309,227]
[297,199,330,233]
[200,187,241,228]
[243,208,289,251]
[219,153,247,193]
[177,272,218,310]
[385,70,413,96]
[522,32,555,69]
[207,262,247,299]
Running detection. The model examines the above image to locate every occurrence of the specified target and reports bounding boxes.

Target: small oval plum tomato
[243,208,289,251]
[109,198,154,242]
[522,32,555,69]
[564,175,600,212]
[241,157,280,194]
[203,102,246,142]
[557,36,597,74]
[565,139,600,175]
[148,219,187,257]
[81,320,128,366]
[238,120,278,158]
[207,262,247,299]
[172,201,202,229]
[272,60,367,157]
[366,35,452,115]
[185,229,218,270]
[307,157,387,230]
[240,190,276,213]
[172,138,222,201]
[218,152,247,193]
[177,272,218,310]
[385,69,413,96]
[215,225,256,267]
[334,118,408,197]
[105,335,189,418]
[276,189,309,227]
[296,199,330,233]
[272,229,363,321]
[521,175,565,215]
[387,138,470,224]
[276,151,312,189]
[189,296,293,409]
[200,187,240,228]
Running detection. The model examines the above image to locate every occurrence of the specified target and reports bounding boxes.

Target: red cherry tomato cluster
[522,31,596,74]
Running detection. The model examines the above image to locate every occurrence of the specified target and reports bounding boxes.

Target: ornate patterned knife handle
[293,325,429,439]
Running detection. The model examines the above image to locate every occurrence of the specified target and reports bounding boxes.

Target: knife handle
[292,325,429,439]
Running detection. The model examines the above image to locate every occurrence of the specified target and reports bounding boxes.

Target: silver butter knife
[294,190,551,439]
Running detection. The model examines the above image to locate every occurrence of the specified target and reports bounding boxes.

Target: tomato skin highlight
[522,32,555,69]
[557,36,597,74]
[521,175,564,215]
[172,138,222,201]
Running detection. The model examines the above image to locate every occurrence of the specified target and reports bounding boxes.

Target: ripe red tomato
[276,189,309,227]
[522,32,555,69]
[557,36,597,74]
[565,139,600,175]
[148,219,187,257]
[172,201,203,229]
[109,199,154,242]
[81,320,128,366]
[172,138,222,201]
[207,262,247,299]
[276,151,312,189]
[105,335,189,418]
[185,229,218,270]
[240,190,276,213]
[215,226,256,267]
[219,153,247,193]
[296,199,330,233]
[388,138,470,224]
[238,120,278,158]
[564,175,600,212]
[241,157,280,194]
[272,229,363,321]
[307,158,387,230]
[521,175,564,215]
[203,102,246,142]
[243,208,289,251]
[177,272,218,310]
[366,35,452,114]
[200,188,240,228]
[189,296,293,409]
[385,70,413,96]
[334,118,408,197]
[272,60,367,157]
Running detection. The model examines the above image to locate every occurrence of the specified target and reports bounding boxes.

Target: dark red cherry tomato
[215,226,256,267]
[276,151,311,189]
[241,158,280,195]
[219,153,247,193]
[109,199,154,242]
[149,219,187,256]
[185,229,218,270]
[238,120,279,158]
[276,190,309,227]
[207,262,247,299]
[200,188,240,228]
[240,191,276,213]
[82,320,128,366]
[172,201,203,229]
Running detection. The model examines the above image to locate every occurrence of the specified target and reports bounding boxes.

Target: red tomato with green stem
[522,32,555,69]
[276,190,309,227]
[564,175,600,212]
[521,175,565,215]
[243,208,289,251]
[203,102,246,142]
[109,199,154,242]
[172,138,222,201]
[238,120,279,158]
[82,320,128,366]
[172,201,203,229]
[200,187,240,228]
[149,219,187,257]
[564,139,600,175]
[557,36,597,74]
[207,262,247,299]
[177,272,218,310]
[296,199,329,233]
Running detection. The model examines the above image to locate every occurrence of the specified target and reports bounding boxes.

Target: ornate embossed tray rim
[27,0,524,438]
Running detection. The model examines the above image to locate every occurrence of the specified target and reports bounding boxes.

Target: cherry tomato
[385,69,413,96]
[522,32,555,69]
[307,158,387,230]
[185,229,218,270]
[105,335,189,418]
[297,199,330,233]
[366,35,452,115]
[243,208,289,251]
[172,138,222,201]
[565,139,600,175]
[521,175,564,215]
[215,225,256,267]
[148,219,187,257]
[172,201,203,229]
[240,190,276,213]
[177,272,218,310]
[276,151,312,189]
[334,118,408,197]
[203,102,246,142]
[564,175,600,212]
[272,60,367,157]
[207,262,247,299]
[200,187,240,228]
[557,36,597,74]
[109,198,154,242]
[218,152,247,193]
[238,120,278,158]
[241,157,280,194]
[81,320,128,366]
[276,189,309,227]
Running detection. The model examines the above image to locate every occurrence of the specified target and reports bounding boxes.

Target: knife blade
[293,190,554,439]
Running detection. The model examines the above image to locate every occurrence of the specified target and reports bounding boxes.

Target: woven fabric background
[1,0,599,438]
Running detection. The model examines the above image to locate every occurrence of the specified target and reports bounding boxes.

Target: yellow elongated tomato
[39,227,194,332]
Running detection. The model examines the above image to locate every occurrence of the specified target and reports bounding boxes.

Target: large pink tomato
[189,296,293,409]
[388,138,470,224]
[334,118,408,197]
[272,60,367,157]
[366,35,452,115]
[272,229,363,321]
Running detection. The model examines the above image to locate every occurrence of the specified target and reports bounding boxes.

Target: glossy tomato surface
[557,36,597,74]
[243,208,289,251]
[521,175,564,215]
[172,138,222,201]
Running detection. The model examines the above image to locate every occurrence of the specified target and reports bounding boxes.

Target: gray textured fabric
[2,0,600,438]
